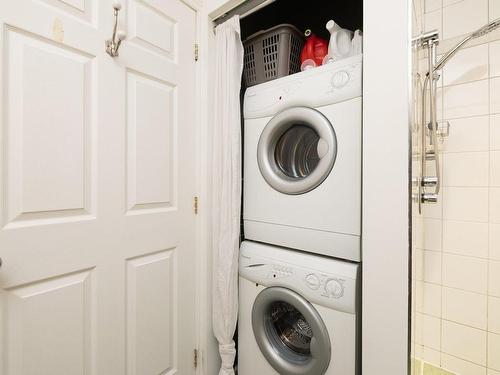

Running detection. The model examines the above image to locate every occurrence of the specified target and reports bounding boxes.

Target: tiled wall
[414,0,500,374]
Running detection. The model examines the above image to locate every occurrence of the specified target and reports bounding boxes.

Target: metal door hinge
[194,43,199,61]
[194,349,198,368]
[194,196,199,214]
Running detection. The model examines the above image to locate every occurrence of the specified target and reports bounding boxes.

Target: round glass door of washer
[252,287,331,375]
[257,106,337,195]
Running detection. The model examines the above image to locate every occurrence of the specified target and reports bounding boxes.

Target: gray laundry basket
[243,24,304,87]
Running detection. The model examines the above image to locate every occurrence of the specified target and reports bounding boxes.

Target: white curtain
[212,15,244,375]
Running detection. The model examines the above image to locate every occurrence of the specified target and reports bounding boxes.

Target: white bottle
[326,20,354,60]
[351,29,363,56]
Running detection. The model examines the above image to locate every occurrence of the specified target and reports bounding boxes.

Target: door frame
[188,1,222,374]
[362,0,411,374]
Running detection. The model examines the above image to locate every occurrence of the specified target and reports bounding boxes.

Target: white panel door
[0,0,198,374]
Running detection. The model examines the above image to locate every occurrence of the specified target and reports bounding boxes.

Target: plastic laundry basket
[243,24,304,87]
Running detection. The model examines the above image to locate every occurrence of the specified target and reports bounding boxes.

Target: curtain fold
[212,15,244,375]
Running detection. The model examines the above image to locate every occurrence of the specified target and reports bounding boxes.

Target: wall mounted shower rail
[413,31,440,211]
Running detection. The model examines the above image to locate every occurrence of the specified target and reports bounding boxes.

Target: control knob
[324,278,344,298]
[305,274,320,290]
[331,70,350,88]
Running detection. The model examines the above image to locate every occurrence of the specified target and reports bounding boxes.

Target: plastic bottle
[326,20,354,60]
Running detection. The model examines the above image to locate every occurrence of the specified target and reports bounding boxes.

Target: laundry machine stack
[239,54,363,375]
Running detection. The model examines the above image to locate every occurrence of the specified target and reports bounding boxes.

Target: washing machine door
[257,106,337,195]
[252,286,331,375]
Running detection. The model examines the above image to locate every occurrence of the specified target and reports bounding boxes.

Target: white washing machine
[238,241,360,375]
[243,54,362,262]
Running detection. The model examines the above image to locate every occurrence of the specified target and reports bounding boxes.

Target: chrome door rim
[257,106,337,195]
[252,286,331,375]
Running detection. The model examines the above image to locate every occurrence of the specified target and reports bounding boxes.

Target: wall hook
[105,2,126,57]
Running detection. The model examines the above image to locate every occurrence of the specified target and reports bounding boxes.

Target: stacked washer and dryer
[239,54,362,375]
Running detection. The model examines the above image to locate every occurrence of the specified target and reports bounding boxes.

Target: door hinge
[194,348,199,368]
[194,43,199,61]
[194,196,199,214]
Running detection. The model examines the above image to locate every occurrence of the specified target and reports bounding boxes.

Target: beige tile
[425,0,442,12]
[491,0,500,21]
[489,260,500,297]
[417,281,442,316]
[491,40,500,78]
[422,346,442,367]
[421,283,442,317]
[437,86,444,120]
[443,187,489,222]
[442,353,487,375]
[443,152,489,187]
[425,9,443,38]
[491,151,500,187]
[442,253,488,293]
[415,248,425,281]
[491,224,500,261]
[414,342,424,359]
[443,220,489,258]
[488,296,500,334]
[488,333,500,370]
[488,369,500,375]
[442,116,489,153]
[424,195,443,219]
[424,218,443,251]
[423,250,443,284]
[443,0,488,40]
[416,312,442,350]
[443,44,489,86]
[491,77,500,114]
[491,188,500,224]
[443,80,489,119]
[491,115,500,151]
[442,320,487,365]
[442,287,487,329]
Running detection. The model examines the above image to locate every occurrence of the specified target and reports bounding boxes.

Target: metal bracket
[105,2,126,57]
[412,30,439,47]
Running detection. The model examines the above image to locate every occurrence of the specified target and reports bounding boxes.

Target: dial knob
[324,278,344,298]
[305,274,320,290]
[331,71,350,88]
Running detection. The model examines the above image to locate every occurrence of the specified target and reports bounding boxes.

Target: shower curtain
[212,15,244,375]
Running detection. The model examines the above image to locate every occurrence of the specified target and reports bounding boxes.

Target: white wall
[362,0,410,374]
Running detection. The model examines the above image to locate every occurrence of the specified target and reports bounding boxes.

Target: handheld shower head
[471,18,500,38]
[434,18,500,71]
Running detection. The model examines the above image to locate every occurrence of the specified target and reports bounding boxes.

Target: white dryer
[238,241,360,375]
[243,54,362,262]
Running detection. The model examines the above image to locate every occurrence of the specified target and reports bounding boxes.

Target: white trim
[194,5,220,375]
[180,0,201,11]
[207,0,246,20]
[361,0,410,374]
[194,4,208,375]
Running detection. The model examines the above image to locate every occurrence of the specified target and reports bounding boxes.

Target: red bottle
[300,29,329,66]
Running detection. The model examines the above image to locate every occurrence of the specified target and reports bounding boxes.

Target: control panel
[243,54,362,119]
[305,273,345,299]
[239,243,359,314]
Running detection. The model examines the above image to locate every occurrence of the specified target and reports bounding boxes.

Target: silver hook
[105,2,126,57]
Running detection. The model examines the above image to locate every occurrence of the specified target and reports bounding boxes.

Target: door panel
[0,0,197,374]
[126,249,175,375]
[4,27,95,226]
[126,70,175,213]
[4,269,94,375]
